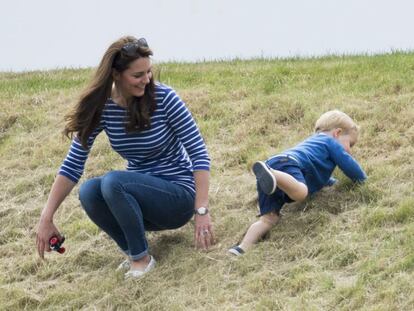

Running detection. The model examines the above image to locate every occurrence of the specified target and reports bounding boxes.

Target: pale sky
[1,0,413,72]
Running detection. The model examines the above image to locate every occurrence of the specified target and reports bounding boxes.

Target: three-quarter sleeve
[58,126,103,183]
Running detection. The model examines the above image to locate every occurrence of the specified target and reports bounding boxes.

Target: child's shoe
[228,245,245,256]
[252,161,277,195]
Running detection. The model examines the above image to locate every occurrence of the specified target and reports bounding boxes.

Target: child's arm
[329,141,367,182]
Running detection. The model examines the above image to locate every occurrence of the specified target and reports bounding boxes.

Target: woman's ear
[112,69,120,81]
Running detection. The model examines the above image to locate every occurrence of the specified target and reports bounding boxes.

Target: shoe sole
[252,161,277,195]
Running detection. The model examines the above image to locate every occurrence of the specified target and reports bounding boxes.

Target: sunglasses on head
[121,38,149,56]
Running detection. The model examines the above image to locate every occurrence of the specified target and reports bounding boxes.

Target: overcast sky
[1,0,414,72]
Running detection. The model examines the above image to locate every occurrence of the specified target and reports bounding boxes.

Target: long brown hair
[63,36,156,149]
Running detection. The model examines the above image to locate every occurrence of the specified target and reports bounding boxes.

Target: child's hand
[326,177,338,187]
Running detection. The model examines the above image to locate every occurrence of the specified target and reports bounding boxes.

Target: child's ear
[333,128,342,138]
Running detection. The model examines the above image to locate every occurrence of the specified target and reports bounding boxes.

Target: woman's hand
[194,213,214,250]
[36,217,62,259]
[36,175,75,259]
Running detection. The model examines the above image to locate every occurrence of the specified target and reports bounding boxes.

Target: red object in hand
[49,235,65,254]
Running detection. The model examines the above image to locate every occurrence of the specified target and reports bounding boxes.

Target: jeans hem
[129,249,148,261]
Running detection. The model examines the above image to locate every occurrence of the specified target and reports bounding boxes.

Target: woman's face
[114,57,152,99]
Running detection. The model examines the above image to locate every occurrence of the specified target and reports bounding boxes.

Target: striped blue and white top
[58,83,210,195]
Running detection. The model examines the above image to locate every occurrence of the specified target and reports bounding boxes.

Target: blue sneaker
[252,161,277,195]
[228,245,245,256]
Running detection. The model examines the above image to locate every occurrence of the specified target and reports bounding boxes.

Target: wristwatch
[194,206,209,216]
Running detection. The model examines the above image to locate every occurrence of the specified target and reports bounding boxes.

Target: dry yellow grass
[1,53,414,310]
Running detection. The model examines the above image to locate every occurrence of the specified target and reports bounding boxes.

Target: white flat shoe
[124,256,156,279]
[116,259,130,271]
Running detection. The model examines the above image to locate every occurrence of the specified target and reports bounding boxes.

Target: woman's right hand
[36,217,61,259]
[36,175,76,259]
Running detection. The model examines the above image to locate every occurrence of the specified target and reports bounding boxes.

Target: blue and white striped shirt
[58,83,210,194]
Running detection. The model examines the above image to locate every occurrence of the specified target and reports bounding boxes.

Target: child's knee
[260,212,279,227]
[294,183,308,202]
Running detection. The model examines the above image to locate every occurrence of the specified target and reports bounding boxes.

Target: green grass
[1,52,414,310]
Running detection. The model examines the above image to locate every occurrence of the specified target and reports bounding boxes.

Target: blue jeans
[78,171,195,260]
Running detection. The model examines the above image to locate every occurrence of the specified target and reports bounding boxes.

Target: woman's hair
[63,35,156,149]
[314,110,359,134]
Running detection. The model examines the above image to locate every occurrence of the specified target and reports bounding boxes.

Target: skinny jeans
[78,170,194,260]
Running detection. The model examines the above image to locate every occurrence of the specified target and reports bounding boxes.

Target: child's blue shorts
[257,155,306,216]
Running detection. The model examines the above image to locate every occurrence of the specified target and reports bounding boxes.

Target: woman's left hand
[194,214,214,250]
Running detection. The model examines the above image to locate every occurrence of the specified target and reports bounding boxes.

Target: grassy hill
[1,53,413,310]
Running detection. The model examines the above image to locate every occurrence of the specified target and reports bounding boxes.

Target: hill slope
[1,53,414,310]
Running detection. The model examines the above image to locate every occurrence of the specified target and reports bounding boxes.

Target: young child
[228,110,367,256]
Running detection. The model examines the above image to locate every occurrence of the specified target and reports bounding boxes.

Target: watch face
[197,207,208,215]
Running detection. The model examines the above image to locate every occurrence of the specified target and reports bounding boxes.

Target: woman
[36,36,213,279]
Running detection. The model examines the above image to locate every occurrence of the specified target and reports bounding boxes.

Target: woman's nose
[143,73,151,83]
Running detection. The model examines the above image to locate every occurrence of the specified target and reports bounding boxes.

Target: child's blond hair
[314,110,359,134]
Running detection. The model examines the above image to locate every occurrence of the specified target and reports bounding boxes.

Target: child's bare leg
[239,212,279,251]
[271,170,308,202]
[253,161,308,200]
